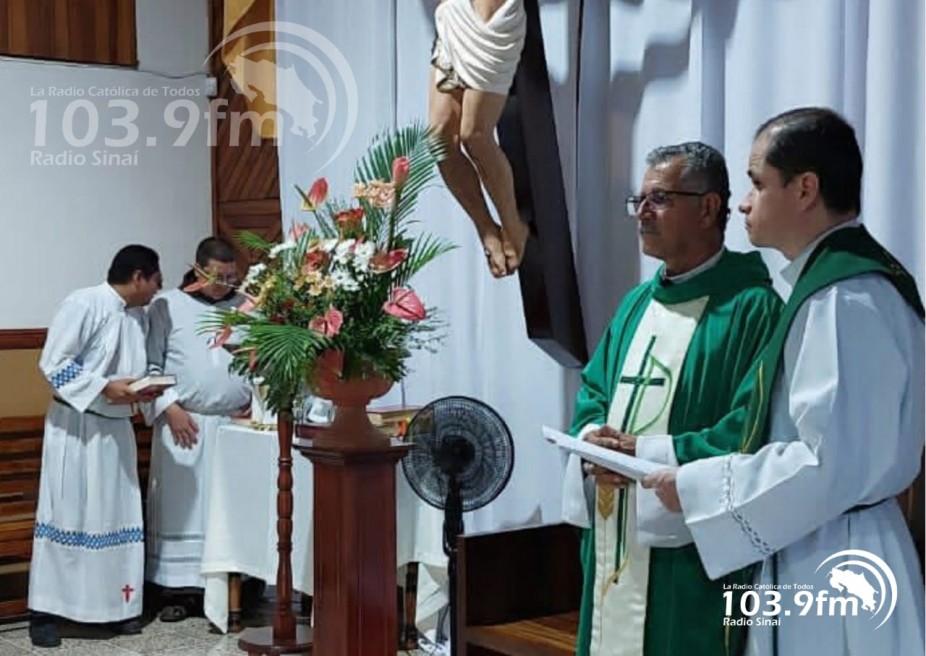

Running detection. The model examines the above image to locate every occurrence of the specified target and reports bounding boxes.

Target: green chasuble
[570,249,782,656]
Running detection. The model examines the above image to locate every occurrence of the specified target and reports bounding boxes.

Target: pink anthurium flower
[300,178,328,211]
[370,248,408,273]
[210,325,233,349]
[309,306,344,337]
[303,248,330,272]
[183,279,209,293]
[391,156,410,188]
[289,222,310,241]
[334,208,364,232]
[383,287,426,321]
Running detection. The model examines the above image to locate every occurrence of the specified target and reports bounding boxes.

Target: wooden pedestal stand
[238,415,313,654]
[295,402,411,656]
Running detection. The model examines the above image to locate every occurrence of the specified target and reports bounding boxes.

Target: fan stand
[238,414,313,654]
[443,477,464,656]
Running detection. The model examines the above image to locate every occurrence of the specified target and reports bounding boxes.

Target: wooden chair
[456,523,582,656]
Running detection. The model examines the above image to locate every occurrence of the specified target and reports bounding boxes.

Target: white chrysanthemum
[352,241,375,270]
[333,239,357,264]
[269,241,297,258]
[330,270,355,291]
[243,263,266,286]
[330,268,360,292]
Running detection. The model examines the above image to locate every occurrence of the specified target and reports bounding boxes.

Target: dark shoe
[158,593,203,623]
[108,617,143,635]
[29,613,61,648]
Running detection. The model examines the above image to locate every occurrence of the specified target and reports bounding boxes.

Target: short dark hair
[107,244,160,284]
[756,107,863,215]
[195,236,237,267]
[645,141,731,232]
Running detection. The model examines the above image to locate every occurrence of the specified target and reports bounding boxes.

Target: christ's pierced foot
[479,225,508,278]
[501,219,530,274]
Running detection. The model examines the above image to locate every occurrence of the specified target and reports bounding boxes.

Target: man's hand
[583,426,636,488]
[641,468,681,513]
[165,403,199,449]
[103,379,148,405]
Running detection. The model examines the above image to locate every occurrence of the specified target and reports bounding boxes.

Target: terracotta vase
[312,372,394,446]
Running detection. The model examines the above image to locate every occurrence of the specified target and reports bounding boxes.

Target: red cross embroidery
[122,584,134,602]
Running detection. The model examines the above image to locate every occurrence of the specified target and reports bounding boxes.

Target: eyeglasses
[625,189,709,217]
[212,275,240,287]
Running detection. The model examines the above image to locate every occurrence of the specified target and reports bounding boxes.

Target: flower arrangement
[201,124,452,414]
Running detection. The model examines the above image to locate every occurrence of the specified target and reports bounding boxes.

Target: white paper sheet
[543,426,663,481]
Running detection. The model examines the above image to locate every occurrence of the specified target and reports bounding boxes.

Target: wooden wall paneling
[93,0,113,64]
[52,0,70,60]
[66,0,94,64]
[25,0,53,60]
[6,0,31,56]
[0,0,135,66]
[0,415,44,623]
[113,0,136,65]
[0,1,8,53]
[0,330,46,350]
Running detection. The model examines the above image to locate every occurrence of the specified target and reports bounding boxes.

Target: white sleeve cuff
[636,433,691,546]
[560,423,601,528]
[635,433,678,466]
[677,455,771,579]
[148,387,180,423]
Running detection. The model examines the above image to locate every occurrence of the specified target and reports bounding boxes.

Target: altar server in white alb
[144,237,251,622]
[28,245,164,648]
[642,107,925,655]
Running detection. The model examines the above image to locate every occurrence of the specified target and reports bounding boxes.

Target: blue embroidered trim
[50,359,83,389]
[722,456,773,556]
[34,523,144,549]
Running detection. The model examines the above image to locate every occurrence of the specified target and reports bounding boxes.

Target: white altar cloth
[200,423,448,632]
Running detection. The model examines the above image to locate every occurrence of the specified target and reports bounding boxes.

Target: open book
[543,425,663,481]
[128,375,177,395]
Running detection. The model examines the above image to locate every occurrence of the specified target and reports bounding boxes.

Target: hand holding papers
[543,426,662,481]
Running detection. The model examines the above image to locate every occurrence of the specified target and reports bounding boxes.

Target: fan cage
[402,396,514,512]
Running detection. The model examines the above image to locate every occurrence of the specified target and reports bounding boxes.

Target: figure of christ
[429,0,530,277]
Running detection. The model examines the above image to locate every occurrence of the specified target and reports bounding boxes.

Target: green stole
[741,226,924,454]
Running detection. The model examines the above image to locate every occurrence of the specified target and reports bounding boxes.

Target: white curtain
[580,0,924,328]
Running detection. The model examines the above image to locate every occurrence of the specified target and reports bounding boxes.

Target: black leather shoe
[29,613,61,648]
[108,617,143,635]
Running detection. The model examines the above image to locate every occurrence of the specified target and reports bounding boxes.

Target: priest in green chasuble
[642,109,925,656]
[562,142,783,656]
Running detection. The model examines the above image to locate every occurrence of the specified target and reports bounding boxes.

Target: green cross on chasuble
[591,296,708,656]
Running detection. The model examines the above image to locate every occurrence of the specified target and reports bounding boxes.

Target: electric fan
[402,396,515,655]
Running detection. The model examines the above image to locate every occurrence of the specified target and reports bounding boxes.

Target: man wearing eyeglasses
[642,109,924,655]
[144,236,252,623]
[564,142,783,656]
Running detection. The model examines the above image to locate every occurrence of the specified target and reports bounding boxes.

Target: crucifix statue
[429,0,530,277]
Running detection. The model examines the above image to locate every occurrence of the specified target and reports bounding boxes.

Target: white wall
[0,0,211,329]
